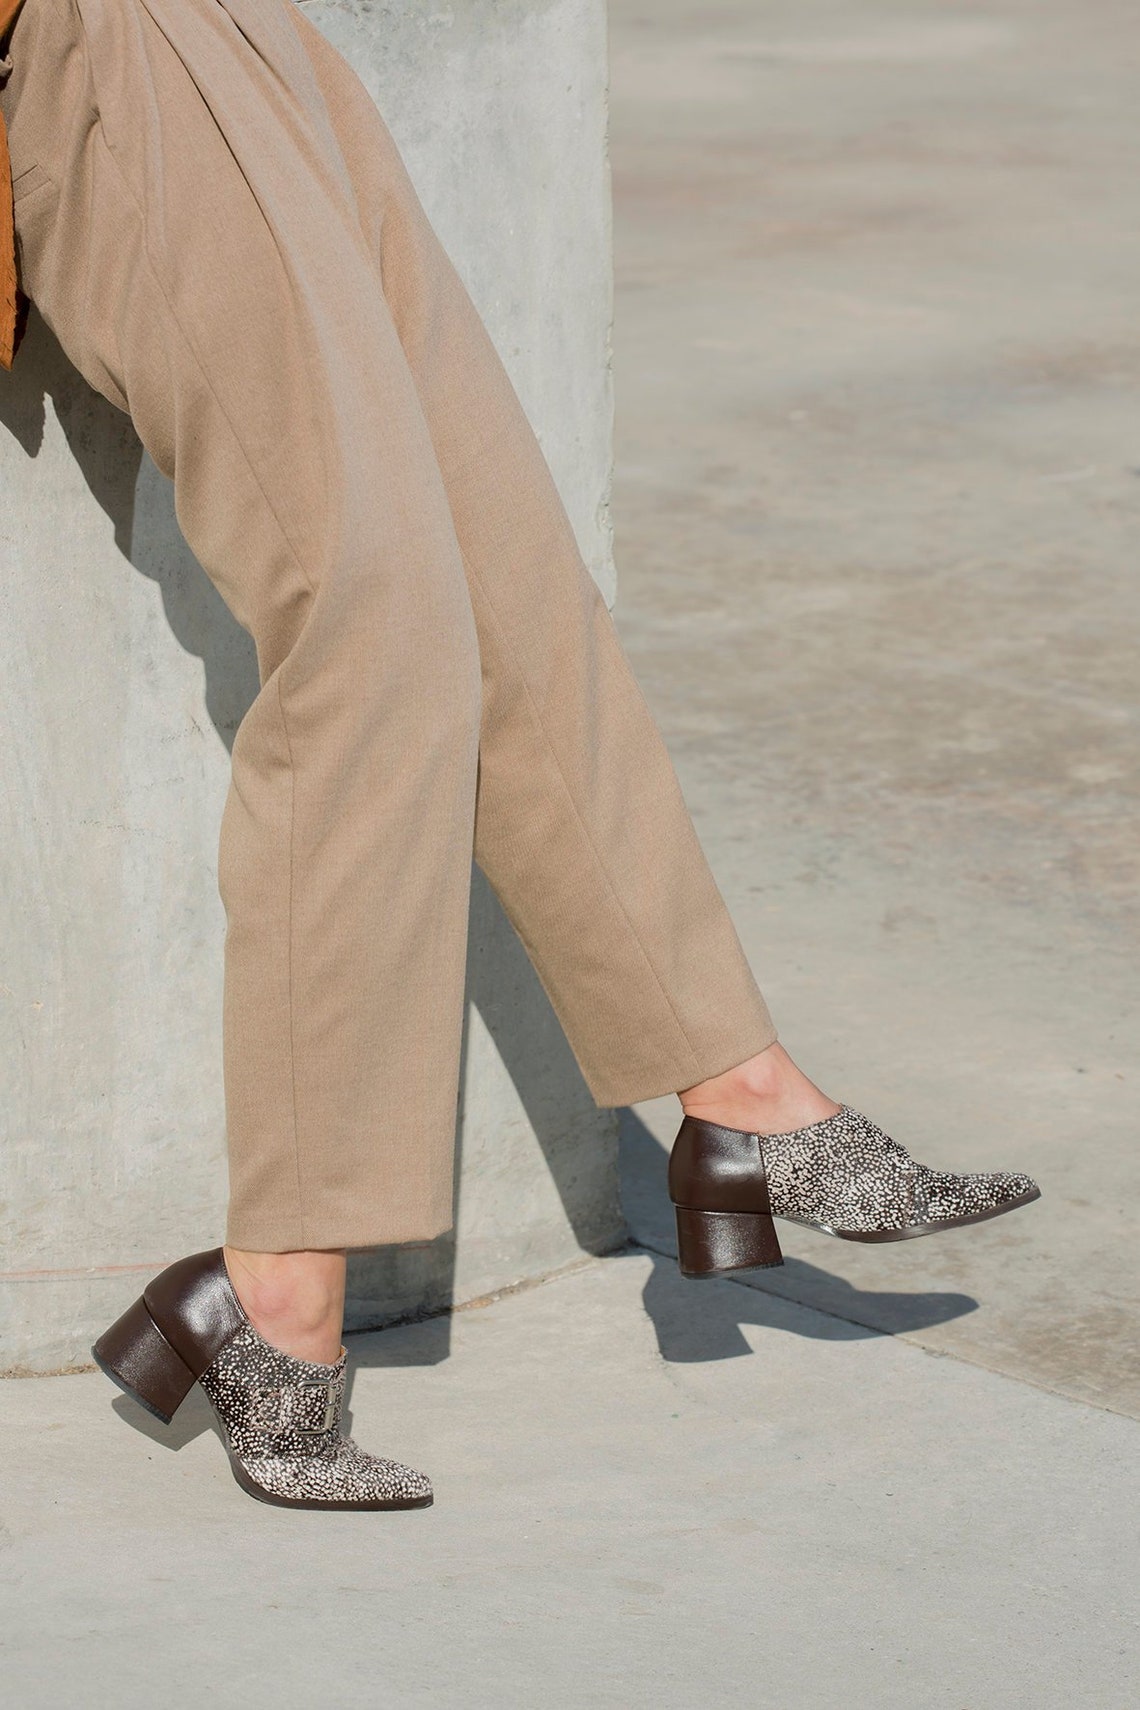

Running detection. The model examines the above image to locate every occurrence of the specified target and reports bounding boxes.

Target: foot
[669,1101,1041,1277]
[679,1041,841,1135]
[92,1249,432,1510]
[222,1245,347,1365]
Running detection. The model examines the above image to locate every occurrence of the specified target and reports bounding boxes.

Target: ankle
[679,1042,840,1135]
[223,1245,347,1366]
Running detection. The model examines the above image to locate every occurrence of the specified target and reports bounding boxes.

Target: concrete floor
[610,0,1138,1420]
[2,1,1137,1703]
[1,1257,1135,1708]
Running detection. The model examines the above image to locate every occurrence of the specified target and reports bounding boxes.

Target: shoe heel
[674,1206,784,1277]
[92,1296,196,1424]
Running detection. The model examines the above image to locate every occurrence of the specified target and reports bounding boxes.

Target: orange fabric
[0,0,28,370]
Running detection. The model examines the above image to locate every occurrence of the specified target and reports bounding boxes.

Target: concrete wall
[0,0,621,1374]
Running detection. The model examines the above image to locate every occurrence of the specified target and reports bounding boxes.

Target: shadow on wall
[0,311,261,750]
[0,309,621,1379]
[348,859,626,1370]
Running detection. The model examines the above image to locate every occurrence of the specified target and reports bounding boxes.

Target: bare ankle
[679,1042,840,1134]
[223,1245,347,1365]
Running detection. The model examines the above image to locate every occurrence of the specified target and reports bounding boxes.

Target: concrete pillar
[0,0,621,1373]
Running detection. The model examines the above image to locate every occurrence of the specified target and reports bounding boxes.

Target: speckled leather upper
[761,1104,1038,1233]
[197,1322,432,1508]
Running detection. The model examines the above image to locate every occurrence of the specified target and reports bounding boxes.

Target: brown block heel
[674,1205,784,1277]
[669,1114,785,1278]
[91,1295,197,1425]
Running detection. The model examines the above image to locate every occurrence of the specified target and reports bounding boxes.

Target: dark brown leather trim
[667,1116,774,1216]
[143,1247,247,1378]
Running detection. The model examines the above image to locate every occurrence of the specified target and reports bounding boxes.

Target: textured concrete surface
[0,1256,1135,1708]
[0,0,620,1372]
[610,0,1139,1418]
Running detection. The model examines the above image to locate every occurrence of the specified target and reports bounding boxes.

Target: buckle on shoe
[296,1381,339,1434]
[245,1380,338,1434]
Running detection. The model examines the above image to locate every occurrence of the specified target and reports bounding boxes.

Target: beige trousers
[0,0,776,1250]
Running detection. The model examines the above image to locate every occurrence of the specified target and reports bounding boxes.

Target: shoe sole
[677,1185,1042,1278]
[786,1184,1042,1243]
[228,1457,434,1511]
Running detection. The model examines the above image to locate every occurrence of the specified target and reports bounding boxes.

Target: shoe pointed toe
[916,1167,1041,1225]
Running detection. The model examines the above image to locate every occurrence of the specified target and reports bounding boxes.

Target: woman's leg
[290,8,786,1106]
[2,0,489,1294]
[291,11,842,1156]
[265,13,1034,1295]
[284,23,1038,1273]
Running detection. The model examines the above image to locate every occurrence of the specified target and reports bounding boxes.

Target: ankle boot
[669,1104,1040,1278]
[92,1248,432,1510]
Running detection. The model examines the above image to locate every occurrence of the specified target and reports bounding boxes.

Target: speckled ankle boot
[669,1104,1040,1277]
[92,1249,432,1511]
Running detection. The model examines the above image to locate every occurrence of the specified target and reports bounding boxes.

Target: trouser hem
[224,1210,456,1255]
[581,1014,780,1109]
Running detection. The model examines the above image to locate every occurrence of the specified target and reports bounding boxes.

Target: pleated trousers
[0,0,776,1249]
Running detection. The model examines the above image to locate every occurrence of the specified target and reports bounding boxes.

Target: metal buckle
[296,1381,339,1434]
[245,1380,337,1434]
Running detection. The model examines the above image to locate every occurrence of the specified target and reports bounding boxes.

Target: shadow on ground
[0,310,262,751]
